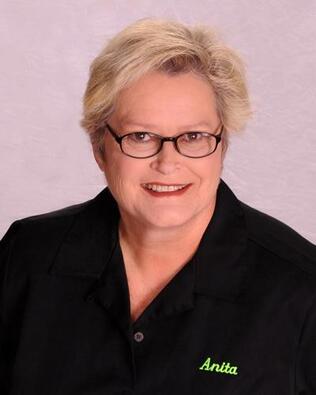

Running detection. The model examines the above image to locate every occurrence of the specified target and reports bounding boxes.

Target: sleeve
[0,221,21,394]
[295,295,316,394]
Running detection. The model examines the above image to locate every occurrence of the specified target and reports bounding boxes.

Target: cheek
[194,153,223,184]
[103,153,145,190]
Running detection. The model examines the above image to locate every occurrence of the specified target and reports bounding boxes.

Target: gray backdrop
[0,0,315,242]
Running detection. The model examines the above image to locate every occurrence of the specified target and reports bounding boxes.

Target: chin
[144,211,195,229]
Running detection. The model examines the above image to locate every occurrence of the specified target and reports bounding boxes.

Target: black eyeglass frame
[105,122,224,159]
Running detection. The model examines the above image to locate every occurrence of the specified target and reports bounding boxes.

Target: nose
[149,140,181,174]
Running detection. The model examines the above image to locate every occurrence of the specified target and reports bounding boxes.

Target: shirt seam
[293,293,316,393]
[1,220,22,327]
[247,235,316,277]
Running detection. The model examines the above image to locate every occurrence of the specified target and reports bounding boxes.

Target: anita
[199,357,239,375]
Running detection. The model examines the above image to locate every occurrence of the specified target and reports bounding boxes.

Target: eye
[129,132,152,142]
[125,132,152,144]
[182,132,203,142]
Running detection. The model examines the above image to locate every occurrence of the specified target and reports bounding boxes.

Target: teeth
[143,184,188,192]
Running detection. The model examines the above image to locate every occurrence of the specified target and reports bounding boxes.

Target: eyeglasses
[105,123,223,159]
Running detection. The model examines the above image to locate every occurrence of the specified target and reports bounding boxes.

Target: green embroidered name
[199,357,238,376]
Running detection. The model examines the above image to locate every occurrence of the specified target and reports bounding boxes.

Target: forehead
[111,71,219,131]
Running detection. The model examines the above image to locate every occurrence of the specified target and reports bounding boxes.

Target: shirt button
[134,331,144,343]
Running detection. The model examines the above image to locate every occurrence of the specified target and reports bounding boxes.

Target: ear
[92,144,105,172]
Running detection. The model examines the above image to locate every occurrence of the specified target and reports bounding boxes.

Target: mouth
[141,182,192,197]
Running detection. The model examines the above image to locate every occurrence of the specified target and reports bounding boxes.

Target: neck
[118,201,216,276]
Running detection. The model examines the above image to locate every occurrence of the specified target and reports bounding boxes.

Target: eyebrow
[120,120,216,130]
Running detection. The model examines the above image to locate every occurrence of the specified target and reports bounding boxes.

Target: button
[134,331,144,343]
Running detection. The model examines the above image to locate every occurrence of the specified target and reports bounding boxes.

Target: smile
[142,183,188,192]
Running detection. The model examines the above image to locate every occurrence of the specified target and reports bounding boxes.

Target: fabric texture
[0,179,315,394]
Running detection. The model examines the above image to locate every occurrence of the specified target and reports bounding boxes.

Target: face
[93,71,223,231]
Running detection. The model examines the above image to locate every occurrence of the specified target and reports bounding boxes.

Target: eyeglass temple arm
[105,123,122,143]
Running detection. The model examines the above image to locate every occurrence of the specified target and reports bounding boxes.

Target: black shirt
[0,179,315,394]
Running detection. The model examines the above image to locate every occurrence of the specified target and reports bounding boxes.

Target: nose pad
[149,140,181,174]
[160,139,179,156]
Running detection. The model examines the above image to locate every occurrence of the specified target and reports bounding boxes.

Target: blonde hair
[81,17,252,154]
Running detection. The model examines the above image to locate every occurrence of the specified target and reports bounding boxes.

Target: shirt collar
[51,179,250,327]
[193,180,250,301]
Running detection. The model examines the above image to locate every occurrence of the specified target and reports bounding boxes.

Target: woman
[1,18,315,394]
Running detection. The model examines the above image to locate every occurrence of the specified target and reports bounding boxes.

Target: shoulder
[1,188,112,241]
[0,188,115,275]
[2,198,94,246]
[16,193,96,225]
[240,201,316,274]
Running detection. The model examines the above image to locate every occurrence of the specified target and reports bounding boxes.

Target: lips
[142,183,188,192]
[142,182,192,197]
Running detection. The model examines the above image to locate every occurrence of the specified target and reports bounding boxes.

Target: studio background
[0,0,315,242]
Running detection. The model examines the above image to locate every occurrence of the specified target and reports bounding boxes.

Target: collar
[194,180,250,301]
[50,179,250,329]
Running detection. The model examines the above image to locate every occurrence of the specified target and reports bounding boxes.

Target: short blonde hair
[81,17,251,154]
